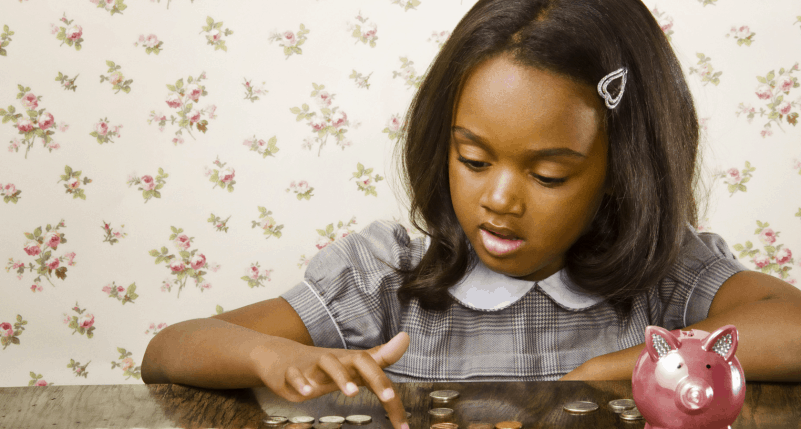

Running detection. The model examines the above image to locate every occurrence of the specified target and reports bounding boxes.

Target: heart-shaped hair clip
[597,67,628,109]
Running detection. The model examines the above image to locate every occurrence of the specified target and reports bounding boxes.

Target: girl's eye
[457,155,488,170]
[457,155,567,186]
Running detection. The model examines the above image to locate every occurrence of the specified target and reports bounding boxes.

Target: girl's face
[449,54,610,281]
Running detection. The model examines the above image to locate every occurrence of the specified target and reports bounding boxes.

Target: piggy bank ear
[644,325,682,362]
[701,324,738,362]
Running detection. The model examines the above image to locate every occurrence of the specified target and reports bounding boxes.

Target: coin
[385,412,413,419]
[431,423,459,429]
[263,416,288,426]
[466,423,493,429]
[620,409,643,421]
[494,421,522,429]
[345,415,373,425]
[563,401,599,413]
[317,423,342,429]
[430,390,460,400]
[285,423,313,429]
[289,416,315,424]
[608,399,636,413]
[429,408,454,417]
[319,416,345,424]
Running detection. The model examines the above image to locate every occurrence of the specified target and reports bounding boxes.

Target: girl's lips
[479,228,524,256]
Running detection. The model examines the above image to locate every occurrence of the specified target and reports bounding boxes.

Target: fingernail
[382,387,395,401]
[302,385,311,395]
[345,382,358,394]
[401,423,409,429]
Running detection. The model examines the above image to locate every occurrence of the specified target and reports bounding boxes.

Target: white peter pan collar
[424,236,606,311]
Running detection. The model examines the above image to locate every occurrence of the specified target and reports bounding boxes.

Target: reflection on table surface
[1,381,800,428]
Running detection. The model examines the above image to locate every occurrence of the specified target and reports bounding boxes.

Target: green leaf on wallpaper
[176,79,183,89]
[166,84,176,92]
[766,71,775,82]
[33,226,42,237]
[206,16,214,26]
[106,60,115,68]
[148,249,160,257]
[214,22,223,30]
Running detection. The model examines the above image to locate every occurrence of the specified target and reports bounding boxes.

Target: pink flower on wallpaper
[35,380,48,386]
[121,357,134,371]
[759,228,777,245]
[96,120,109,136]
[754,84,772,100]
[109,71,124,86]
[776,248,792,265]
[170,260,186,272]
[43,231,61,249]
[102,284,113,294]
[174,234,191,250]
[24,241,41,256]
[387,114,402,133]
[67,177,80,189]
[142,34,160,48]
[753,253,771,268]
[31,283,44,292]
[282,31,297,47]
[316,235,332,250]
[309,116,327,132]
[66,25,82,41]
[78,314,94,328]
[141,175,155,191]
[220,168,235,184]
[0,322,12,337]
[331,110,348,128]
[188,110,201,123]
[38,112,55,130]
[16,118,34,133]
[209,29,222,42]
[185,84,202,102]
[172,136,184,145]
[760,128,773,138]
[777,101,792,115]
[50,24,59,35]
[46,258,60,270]
[21,93,39,110]
[777,75,794,93]
[315,91,332,108]
[165,93,182,108]
[190,253,206,270]
[247,265,260,280]
[3,183,16,197]
[64,252,77,266]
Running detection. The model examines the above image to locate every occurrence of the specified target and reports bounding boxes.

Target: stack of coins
[608,399,643,421]
[562,401,599,414]
[345,415,373,425]
[431,423,459,429]
[429,408,455,425]
[263,416,288,427]
[430,390,460,408]
[494,421,522,429]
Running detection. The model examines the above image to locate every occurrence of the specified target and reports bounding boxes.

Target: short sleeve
[280,220,412,350]
[660,227,750,329]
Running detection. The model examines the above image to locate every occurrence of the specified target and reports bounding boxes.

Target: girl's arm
[560,271,801,382]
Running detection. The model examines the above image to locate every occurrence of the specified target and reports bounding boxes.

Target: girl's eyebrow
[452,126,587,159]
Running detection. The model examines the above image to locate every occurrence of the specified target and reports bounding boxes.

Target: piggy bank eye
[677,364,682,369]
[706,364,711,369]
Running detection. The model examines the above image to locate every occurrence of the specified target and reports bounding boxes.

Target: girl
[142,1,801,428]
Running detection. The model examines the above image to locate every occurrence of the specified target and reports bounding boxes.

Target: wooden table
[1,381,800,429]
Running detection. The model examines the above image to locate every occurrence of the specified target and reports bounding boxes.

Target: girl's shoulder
[671,223,749,278]
[306,219,427,277]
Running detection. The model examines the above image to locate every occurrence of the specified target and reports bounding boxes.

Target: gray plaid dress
[281,220,748,381]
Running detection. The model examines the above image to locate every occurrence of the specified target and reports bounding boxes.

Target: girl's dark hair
[393,0,705,317]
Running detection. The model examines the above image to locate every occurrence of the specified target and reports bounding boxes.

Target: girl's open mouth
[479,228,524,256]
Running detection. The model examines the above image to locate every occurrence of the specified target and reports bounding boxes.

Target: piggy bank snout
[674,376,714,412]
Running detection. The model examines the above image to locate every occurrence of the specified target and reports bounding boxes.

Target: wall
[0,0,799,387]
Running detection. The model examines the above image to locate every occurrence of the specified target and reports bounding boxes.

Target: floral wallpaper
[0,0,799,387]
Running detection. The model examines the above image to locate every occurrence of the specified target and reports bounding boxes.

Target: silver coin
[319,416,345,424]
[263,416,288,426]
[385,412,412,419]
[563,401,599,413]
[620,409,643,421]
[317,423,342,429]
[429,408,455,417]
[430,390,460,400]
[608,399,636,412]
[288,416,315,424]
[345,415,373,424]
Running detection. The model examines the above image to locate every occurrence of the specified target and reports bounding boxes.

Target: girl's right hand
[250,331,411,429]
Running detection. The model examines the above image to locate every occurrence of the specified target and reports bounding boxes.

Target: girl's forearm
[565,298,801,382]
[141,317,284,389]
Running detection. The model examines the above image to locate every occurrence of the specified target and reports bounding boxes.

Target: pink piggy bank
[632,325,745,429]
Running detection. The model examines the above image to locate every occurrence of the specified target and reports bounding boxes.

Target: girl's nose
[480,169,524,216]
